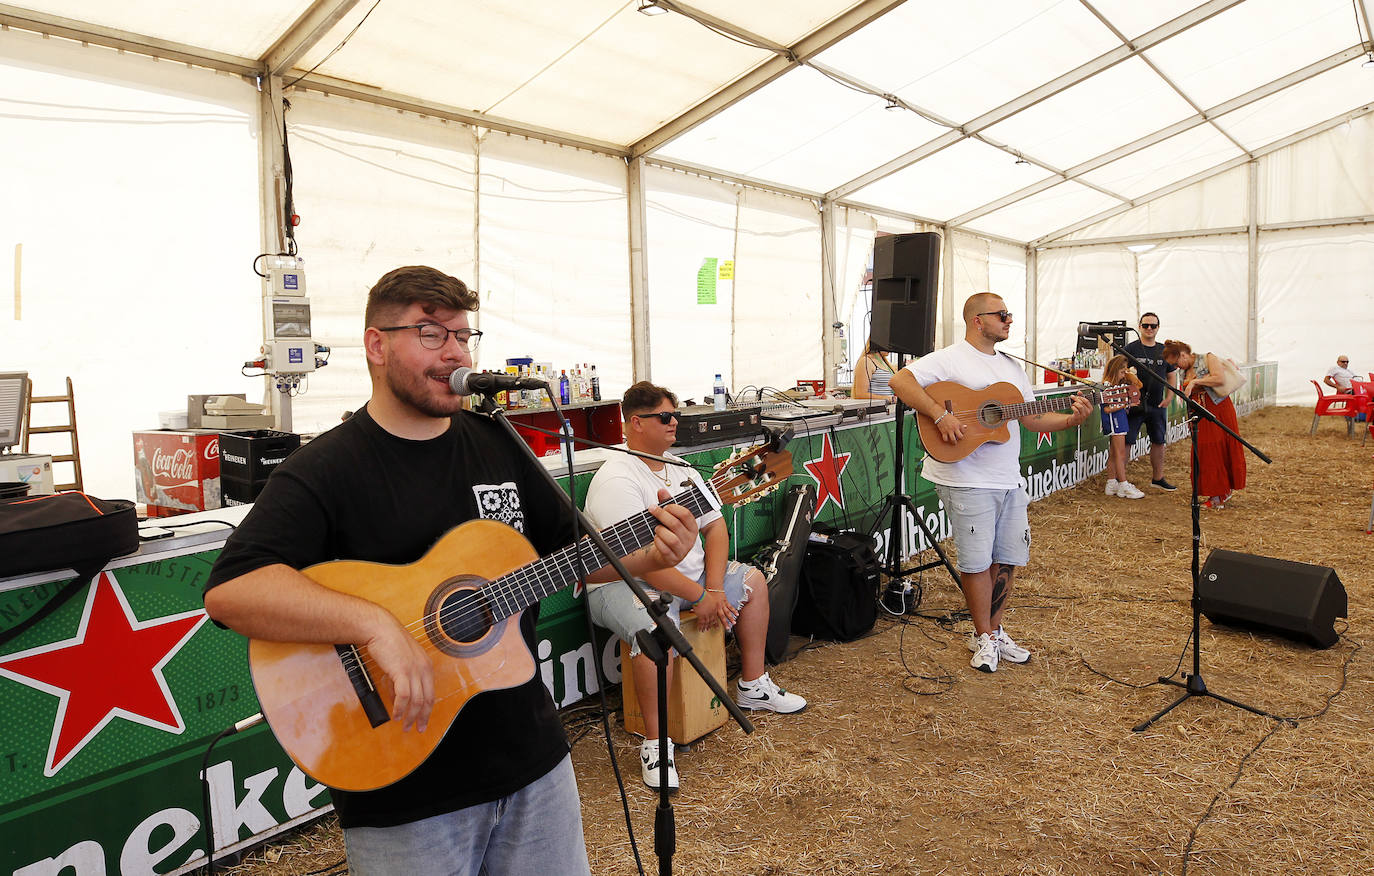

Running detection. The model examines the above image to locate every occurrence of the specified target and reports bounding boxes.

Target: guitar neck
[485,482,714,619]
[998,388,1097,422]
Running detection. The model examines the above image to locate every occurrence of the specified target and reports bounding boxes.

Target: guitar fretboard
[480,481,715,621]
[997,388,1102,422]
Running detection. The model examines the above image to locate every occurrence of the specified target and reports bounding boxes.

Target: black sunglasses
[1140,322,1159,329]
[977,310,1012,322]
[635,412,679,424]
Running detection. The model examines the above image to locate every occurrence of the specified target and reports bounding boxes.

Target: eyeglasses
[1338,360,1349,364]
[977,310,1013,322]
[1140,322,1160,329]
[634,411,679,424]
[378,324,483,351]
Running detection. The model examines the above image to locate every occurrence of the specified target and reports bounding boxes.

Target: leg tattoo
[989,563,1013,619]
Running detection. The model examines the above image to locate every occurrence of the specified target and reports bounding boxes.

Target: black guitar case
[754,484,816,664]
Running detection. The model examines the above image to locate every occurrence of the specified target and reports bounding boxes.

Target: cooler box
[621,610,728,744]
[218,430,301,506]
[133,431,222,517]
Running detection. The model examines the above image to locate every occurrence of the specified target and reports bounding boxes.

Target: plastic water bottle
[713,374,727,411]
[559,370,571,406]
[589,363,601,401]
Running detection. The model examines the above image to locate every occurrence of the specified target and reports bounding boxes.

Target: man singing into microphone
[890,293,1091,673]
[204,266,699,875]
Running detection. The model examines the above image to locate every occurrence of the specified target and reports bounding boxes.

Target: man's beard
[386,366,464,418]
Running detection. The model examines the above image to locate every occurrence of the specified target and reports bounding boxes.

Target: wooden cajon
[621,610,728,744]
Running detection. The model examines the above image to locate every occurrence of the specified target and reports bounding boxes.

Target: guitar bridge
[335,644,390,728]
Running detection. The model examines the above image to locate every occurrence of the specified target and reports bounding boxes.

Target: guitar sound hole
[978,403,1003,428]
[424,576,497,654]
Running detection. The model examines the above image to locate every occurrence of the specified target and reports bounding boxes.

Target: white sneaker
[736,672,807,713]
[970,633,999,673]
[640,738,679,791]
[966,627,1031,664]
[1117,482,1145,499]
[1105,479,1119,496]
[993,627,1031,664]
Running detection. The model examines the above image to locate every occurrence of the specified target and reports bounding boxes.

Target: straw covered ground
[230,405,1373,876]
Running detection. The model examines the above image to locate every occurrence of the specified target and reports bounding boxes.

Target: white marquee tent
[2,0,1373,500]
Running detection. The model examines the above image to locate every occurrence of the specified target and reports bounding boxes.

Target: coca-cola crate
[218,430,300,485]
[133,430,222,517]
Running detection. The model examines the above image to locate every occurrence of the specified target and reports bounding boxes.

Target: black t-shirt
[206,406,574,829]
[1124,340,1177,405]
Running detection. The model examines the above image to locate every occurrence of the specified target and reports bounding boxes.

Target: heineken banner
[0,367,1275,873]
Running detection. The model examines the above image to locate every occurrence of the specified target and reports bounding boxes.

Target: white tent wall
[1034,246,1138,366]
[836,207,877,380]
[642,166,739,400]
[474,132,633,399]
[1262,114,1374,222]
[1137,239,1249,362]
[988,240,1028,364]
[0,29,261,501]
[284,93,478,432]
[731,188,822,395]
[1257,226,1374,405]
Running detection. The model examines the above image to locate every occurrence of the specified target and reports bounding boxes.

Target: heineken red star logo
[1035,429,1055,451]
[0,571,207,776]
[804,432,852,515]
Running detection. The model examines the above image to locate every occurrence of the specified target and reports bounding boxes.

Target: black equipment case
[673,405,762,447]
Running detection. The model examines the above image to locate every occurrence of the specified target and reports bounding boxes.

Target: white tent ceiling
[4,0,1372,244]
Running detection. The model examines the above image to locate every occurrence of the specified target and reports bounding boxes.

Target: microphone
[448,366,549,397]
[1077,322,1133,337]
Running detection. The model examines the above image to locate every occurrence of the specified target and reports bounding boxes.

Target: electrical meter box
[266,256,306,297]
[268,299,312,339]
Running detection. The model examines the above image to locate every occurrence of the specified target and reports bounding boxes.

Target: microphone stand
[1084,332,1277,730]
[471,389,754,876]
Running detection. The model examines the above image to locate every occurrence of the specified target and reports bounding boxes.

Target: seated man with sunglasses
[583,381,807,791]
[889,293,1091,674]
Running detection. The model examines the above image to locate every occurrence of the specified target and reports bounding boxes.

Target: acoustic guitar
[248,441,791,791]
[914,381,1138,464]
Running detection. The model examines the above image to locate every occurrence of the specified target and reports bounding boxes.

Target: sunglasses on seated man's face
[635,411,678,424]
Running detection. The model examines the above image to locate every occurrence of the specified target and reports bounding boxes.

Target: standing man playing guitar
[889,293,1091,673]
[583,381,806,791]
[203,266,699,876]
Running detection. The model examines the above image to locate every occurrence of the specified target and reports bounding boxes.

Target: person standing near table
[1124,313,1179,491]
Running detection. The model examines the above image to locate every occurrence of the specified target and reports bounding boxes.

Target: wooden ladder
[22,377,83,492]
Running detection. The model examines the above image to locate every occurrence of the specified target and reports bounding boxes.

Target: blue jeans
[342,754,590,876]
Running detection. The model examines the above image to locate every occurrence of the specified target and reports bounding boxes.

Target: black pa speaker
[870,233,941,357]
[873,232,940,282]
[1198,549,1347,649]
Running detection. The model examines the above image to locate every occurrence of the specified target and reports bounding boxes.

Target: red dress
[1192,389,1246,498]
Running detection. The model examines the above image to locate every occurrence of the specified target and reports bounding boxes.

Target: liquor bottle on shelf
[589,363,601,401]
[559,369,571,406]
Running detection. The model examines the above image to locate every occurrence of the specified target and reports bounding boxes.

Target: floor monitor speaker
[1198,549,1347,648]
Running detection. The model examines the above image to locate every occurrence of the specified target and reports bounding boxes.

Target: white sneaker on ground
[966,628,1031,664]
[993,627,1031,664]
[970,633,999,673]
[640,738,679,791]
[1105,479,1119,496]
[736,672,807,713]
[1117,482,1145,499]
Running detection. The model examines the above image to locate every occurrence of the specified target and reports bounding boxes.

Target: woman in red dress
[1162,340,1245,509]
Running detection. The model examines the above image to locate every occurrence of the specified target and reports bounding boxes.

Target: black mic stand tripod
[1085,331,1277,731]
[473,391,754,876]
[871,351,960,611]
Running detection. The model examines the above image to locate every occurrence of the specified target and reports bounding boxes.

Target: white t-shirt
[906,339,1034,490]
[1326,365,1354,390]
[582,446,723,590]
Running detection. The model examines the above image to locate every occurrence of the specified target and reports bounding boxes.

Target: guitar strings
[340,474,734,687]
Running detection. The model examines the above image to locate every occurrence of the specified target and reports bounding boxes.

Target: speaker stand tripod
[871,353,960,607]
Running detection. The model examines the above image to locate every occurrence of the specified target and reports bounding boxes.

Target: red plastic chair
[1354,381,1374,445]
[1311,380,1360,436]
